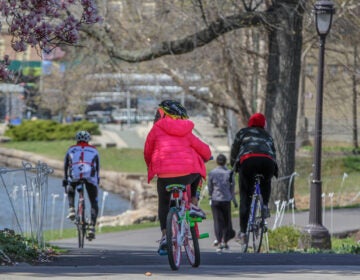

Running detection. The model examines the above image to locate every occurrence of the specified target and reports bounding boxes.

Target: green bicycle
[164,183,209,271]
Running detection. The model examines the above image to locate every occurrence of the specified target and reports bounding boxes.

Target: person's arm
[268,134,279,178]
[229,170,238,207]
[144,127,156,166]
[230,129,244,167]
[95,151,100,184]
[63,151,69,187]
[207,173,213,198]
[189,134,212,161]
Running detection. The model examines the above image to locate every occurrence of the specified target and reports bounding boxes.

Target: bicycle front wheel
[246,196,265,253]
[77,222,86,248]
[166,207,181,271]
[184,223,200,267]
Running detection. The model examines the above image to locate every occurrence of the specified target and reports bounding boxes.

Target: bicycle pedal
[86,233,95,240]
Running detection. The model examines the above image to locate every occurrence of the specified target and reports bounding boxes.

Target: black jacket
[230,126,277,170]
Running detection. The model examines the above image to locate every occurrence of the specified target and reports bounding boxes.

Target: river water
[0,169,129,233]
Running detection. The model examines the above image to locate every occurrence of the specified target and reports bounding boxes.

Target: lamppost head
[313,0,335,36]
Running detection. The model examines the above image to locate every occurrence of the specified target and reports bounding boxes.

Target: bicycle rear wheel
[166,207,181,270]
[184,223,200,267]
[76,194,86,248]
[246,196,265,253]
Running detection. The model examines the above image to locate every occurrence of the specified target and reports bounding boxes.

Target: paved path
[1,209,360,279]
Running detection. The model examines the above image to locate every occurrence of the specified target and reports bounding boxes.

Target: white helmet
[75,131,91,142]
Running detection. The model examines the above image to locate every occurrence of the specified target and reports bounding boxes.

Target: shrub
[5,120,100,141]
[0,228,41,264]
[332,237,360,254]
[268,226,301,252]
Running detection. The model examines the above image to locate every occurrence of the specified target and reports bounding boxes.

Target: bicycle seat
[166,184,186,192]
[74,179,87,191]
[254,174,264,180]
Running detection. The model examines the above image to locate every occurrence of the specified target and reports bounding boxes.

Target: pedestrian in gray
[208,154,238,252]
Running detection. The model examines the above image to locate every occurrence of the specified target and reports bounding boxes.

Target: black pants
[238,157,275,233]
[211,201,235,244]
[67,181,99,226]
[157,174,201,231]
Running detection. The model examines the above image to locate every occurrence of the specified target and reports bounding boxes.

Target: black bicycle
[242,174,267,253]
[74,179,93,248]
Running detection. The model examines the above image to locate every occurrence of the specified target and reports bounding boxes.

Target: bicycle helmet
[158,100,189,119]
[75,130,91,142]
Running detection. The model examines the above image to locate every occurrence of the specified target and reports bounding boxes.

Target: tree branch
[81,11,274,63]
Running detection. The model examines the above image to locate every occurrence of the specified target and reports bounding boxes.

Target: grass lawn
[2,140,360,203]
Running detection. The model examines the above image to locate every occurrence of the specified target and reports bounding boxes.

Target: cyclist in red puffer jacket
[144,100,212,253]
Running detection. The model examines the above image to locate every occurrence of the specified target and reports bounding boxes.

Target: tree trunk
[265,3,304,205]
[352,45,359,152]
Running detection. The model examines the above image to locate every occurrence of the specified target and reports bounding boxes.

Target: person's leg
[156,178,171,237]
[222,201,233,244]
[239,159,256,234]
[165,174,206,218]
[211,201,222,245]
[188,173,202,205]
[85,182,99,226]
[67,184,75,208]
[258,158,276,206]
[217,201,229,249]
[66,183,76,220]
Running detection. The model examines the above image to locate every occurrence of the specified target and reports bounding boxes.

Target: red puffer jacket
[144,117,212,183]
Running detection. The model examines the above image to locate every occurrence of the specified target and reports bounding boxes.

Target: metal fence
[0,161,53,249]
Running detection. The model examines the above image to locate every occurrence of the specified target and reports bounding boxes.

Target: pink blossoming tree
[0,0,101,80]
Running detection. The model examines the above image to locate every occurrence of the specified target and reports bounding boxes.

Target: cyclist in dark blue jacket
[230,113,278,244]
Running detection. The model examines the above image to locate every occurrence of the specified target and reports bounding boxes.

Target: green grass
[3,141,360,202]
[43,221,160,241]
[0,141,147,173]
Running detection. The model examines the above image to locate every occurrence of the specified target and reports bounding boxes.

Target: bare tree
[8,0,359,204]
[82,0,306,202]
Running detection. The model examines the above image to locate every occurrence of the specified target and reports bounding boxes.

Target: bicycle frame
[164,184,208,270]
[249,176,262,225]
[244,174,266,253]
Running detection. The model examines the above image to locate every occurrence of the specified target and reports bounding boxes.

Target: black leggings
[67,181,99,226]
[238,157,275,233]
[157,173,202,231]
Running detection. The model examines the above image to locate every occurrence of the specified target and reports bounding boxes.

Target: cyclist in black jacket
[230,113,278,244]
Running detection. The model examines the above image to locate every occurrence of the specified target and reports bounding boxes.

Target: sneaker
[67,207,75,221]
[213,240,219,247]
[216,244,224,253]
[236,232,247,245]
[87,225,95,240]
[262,205,270,218]
[158,236,167,255]
[189,204,206,219]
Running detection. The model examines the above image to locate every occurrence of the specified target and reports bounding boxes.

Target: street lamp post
[302,0,335,249]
